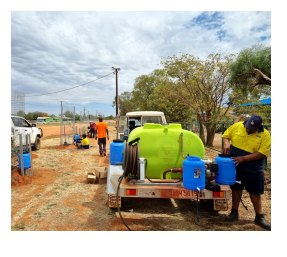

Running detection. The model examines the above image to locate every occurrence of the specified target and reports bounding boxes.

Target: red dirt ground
[11,122,271,231]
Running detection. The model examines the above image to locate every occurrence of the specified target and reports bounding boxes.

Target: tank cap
[186,156,201,161]
[113,139,124,143]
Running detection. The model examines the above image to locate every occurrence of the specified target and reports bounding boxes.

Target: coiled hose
[117,139,185,230]
[123,140,140,179]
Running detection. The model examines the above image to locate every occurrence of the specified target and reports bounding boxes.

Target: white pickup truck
[118,111,167,140]
[11,115,43,150]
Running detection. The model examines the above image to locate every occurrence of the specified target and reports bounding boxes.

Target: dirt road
[11,123,271,231]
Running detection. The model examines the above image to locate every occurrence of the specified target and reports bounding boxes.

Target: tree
[17,110,25,118]
[162,53,234,146]
[132,73,160,111]
[25,111,49,120]
[64,110,74,118]
[230,45,271,95]
[150,83,192,123]
[114,91,137,115]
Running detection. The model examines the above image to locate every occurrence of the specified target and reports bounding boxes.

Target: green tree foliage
[116,48,271,146]
[64,110,74,118]
[122,69,192,122]
[116,91,137,115]
[16,110,25,118]
[132,71,161,110]
[75,114,81,121]
[162,53,234,146]
[150,83,192,123]
[25,111,49,120]
[230,44,271,97]
[228,45,271,125]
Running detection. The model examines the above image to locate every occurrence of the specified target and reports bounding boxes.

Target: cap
[245,115,263,130]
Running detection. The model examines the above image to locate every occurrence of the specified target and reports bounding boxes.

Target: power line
[25,72,113,97]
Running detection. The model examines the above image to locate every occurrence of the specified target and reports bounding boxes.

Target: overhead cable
[25,72,113,97]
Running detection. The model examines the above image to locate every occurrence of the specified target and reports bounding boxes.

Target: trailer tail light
[126,189,137,196]
[213,191,225,198]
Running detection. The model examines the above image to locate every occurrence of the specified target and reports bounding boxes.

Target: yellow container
[128,123,205,179]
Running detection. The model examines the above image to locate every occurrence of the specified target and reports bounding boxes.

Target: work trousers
[98,138,107,155]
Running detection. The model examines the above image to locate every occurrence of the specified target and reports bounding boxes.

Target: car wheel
[39,128,43,137]
[32,136,41,151]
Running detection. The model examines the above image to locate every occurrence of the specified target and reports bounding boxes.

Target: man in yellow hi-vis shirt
[222,114,271,230]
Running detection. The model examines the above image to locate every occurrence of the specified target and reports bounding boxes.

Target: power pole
[112,67,120,117]
[112,67,120,139]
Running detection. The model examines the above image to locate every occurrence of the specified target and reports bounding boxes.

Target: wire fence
[59,103,91,145]
[11,134,33,176]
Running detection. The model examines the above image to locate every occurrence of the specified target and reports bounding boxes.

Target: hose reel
[123,138,140,180]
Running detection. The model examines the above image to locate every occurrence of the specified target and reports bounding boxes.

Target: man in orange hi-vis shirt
[95,117,109,157]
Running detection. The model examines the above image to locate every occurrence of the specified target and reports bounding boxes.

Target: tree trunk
[205,124,216,147]
[197,114,206,144]
[253,68,271,86]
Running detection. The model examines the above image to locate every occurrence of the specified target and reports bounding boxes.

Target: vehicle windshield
[142,116,162,124]
[128,119,141,126]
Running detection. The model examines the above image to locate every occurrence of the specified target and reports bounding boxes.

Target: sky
[11,11,271,117]
[2,0,286,256]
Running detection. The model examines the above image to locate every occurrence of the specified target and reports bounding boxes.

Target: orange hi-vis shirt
[96,122,108,138]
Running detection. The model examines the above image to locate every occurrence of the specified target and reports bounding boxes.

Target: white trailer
[107,161,231,211]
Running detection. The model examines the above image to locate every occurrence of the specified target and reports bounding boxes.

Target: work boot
[254,214,271,231]
[224,208,239,222]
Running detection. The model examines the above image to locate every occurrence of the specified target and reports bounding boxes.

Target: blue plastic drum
[183,156,205,190]
[110,140,125,165]
[215,155,236,185]
[18,153,31,169]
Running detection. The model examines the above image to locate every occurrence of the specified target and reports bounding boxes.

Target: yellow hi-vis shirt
[222,121,271,157]
[81,137,89,146]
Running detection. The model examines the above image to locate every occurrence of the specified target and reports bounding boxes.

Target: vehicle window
[128,119,141,126]
[119,116,127,132]
[12,117,30,127]
[142,116,162,124]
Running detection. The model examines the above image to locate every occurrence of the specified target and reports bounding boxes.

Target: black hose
[123,143,139,179]
[116,175,132,231]
[238,190,248,211]
[196,190,200,223]
[144,159,183,184]
[162,168,182,180]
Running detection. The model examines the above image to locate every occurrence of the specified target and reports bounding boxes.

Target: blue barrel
[183,156,205,190]
[215,155,236,185]
[73,134,81,143]
[18,153,31,169]
[110,140,125,165]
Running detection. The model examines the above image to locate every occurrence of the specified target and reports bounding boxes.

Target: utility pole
[112,67,120,139]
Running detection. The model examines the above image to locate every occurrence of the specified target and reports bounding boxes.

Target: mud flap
[108,194,122,208]
[213,199,228,211]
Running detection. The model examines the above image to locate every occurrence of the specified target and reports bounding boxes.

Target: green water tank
[128,123,205,179]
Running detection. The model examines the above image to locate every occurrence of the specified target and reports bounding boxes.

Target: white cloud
[11,11,271,116]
